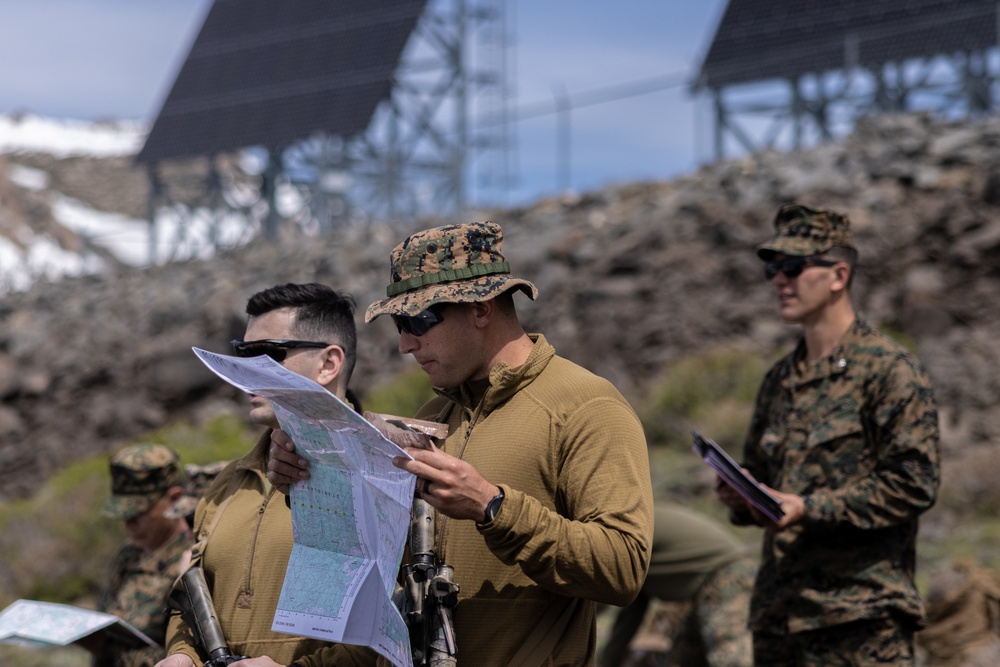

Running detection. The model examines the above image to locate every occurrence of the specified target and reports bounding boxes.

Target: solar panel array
[137,0,428,164]
[697,0,999,89]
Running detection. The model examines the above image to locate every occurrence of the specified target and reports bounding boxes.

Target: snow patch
[51,195,152,267]
[8,163,50,190]
[0,113,145,158]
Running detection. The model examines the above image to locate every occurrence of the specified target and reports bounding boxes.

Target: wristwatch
[482,487,505,524]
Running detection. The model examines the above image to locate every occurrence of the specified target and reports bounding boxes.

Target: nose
[398,330,419,354]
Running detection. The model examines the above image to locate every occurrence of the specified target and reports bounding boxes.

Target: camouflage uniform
[753,617,915,666]
[163,460,231,528]
[95,444,194,667]
[95,531,193,667]
[736,205,941,666]
[599,503,753,667]
[666,552,756,667]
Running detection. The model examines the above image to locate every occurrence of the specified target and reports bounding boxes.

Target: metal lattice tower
[136,0,509,263]
[692,0,1000,161]
[345,0,510,221]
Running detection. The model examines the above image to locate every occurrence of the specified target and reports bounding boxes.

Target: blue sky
[0,0,729,207]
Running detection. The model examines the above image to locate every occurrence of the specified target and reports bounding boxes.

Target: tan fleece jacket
[164,431,375,666]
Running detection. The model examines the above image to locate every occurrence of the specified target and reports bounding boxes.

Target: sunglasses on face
[391,304,446,337]
[763,256,839,281]
[230,339,330,362]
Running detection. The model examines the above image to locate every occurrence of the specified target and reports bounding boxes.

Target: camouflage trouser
[664,554,755,667]
[753,617,916,667]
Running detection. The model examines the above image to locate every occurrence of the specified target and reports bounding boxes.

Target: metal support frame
[346,0,508,222]
[144,154,266,263]
[144,0,509,263]
[704,49,999,162]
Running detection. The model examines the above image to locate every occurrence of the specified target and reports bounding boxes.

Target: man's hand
[759,485,806,532]
[268,428,310,495]
[393,443,499,522]
[364,411,435,449]
[232,658,285,666]
[153,655,196,667]
[268,413,438,495]
[715,474,751,514]
[716,472,806,532]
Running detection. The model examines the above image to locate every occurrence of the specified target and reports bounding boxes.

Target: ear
[316,344,346,387]
[470,300,494,329]
[830,262,851,292]
[165,485,185,502]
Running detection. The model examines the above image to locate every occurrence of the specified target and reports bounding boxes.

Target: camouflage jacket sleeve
[801,352,941,529]
[741,324,941,532]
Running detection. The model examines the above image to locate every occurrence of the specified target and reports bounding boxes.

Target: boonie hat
[756,204,855,259]
[365,221,537,321]
[102,444,184,520]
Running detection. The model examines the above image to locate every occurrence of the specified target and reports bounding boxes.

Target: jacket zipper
[438,399,486,563]
[243,485,276,598]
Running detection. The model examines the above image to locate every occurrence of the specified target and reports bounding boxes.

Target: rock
[0,111,999,501]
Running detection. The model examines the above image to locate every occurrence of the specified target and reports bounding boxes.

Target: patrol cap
[102,444,184,520]
[365,221,537,321]
[756,204,855,259]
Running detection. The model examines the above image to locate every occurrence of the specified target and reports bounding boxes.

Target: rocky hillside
[1,112,998,502]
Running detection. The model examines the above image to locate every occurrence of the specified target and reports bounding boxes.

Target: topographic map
[0,599,155,648]
[193,348,416,667]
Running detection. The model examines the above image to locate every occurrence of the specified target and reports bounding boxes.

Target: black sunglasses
[230,339,330,362]
[391,304,446,337]
[763,256,839,281]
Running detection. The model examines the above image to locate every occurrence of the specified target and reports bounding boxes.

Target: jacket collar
[436,333,554,415]
[235,428,273,474]
[781,317,869,387]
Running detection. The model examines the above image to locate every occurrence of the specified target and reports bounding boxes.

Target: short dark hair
[246,283,358,384]
[818,246,859,290]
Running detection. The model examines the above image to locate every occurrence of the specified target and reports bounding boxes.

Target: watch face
[485,489,504,522]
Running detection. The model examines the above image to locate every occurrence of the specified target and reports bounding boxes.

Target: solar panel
[137,0,429,163]
[697,0,998,89]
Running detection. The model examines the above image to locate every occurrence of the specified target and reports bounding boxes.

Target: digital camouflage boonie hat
[756,204,855,259]
[102,444,185,520]
[365,221,538,321]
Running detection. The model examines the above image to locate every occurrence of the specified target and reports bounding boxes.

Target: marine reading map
[193,348,416,667]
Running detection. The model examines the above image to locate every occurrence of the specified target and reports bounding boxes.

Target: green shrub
[0,456,120,607]
[641,346,768,452]
[0,414,256,612]
[146,413,258,465]
[361,365,436,418]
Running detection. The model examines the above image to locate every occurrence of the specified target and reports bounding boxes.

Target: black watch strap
[482,487,505,524]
